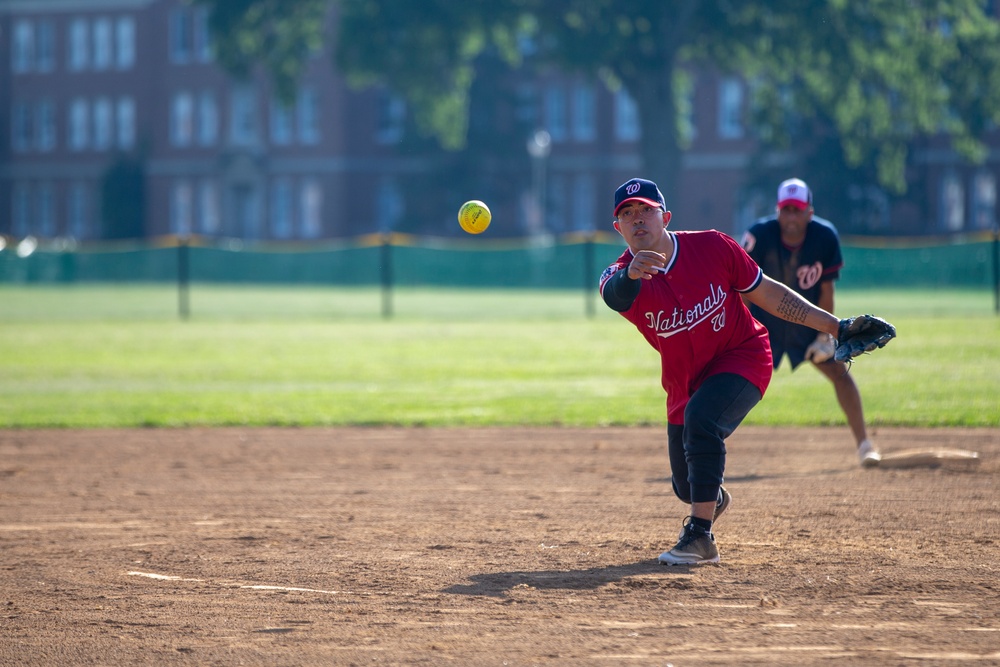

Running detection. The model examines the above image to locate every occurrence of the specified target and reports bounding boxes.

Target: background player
[741,178,880,468]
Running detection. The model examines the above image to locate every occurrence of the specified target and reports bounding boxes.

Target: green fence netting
[1,232,997,289]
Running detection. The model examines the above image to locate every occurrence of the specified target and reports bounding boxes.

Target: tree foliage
[194,0,1000,205]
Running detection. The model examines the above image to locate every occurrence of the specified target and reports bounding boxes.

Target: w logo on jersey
[797,262,823,290]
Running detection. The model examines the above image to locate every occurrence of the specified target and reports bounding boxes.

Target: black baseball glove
[835,314,897,362]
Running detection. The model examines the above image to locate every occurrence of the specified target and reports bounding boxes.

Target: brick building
[1,0,997,243]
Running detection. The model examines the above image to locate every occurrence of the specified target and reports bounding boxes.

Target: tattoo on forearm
[777,293,810,323]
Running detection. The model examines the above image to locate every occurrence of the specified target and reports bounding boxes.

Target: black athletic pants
[667,373,762,505]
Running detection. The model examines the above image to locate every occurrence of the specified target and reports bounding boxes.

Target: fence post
[993,226,999,314]
[380,234,393,319]
[178,236,190,320]
[583,233,595,319]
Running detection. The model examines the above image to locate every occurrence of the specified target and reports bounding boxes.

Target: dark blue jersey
[741,215,843,368]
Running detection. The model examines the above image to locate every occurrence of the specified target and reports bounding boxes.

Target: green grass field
[1,284,997,428]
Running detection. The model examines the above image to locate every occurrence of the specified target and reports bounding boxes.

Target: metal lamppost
[526,130,552,235]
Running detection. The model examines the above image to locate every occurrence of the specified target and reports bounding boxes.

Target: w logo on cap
[614,177,666,216]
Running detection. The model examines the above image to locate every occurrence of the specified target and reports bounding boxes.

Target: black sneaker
[659,518,720,565]
[677,487,732,540]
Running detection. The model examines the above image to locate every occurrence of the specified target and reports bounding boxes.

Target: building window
[93,97,113,150]
[170,8,191,63]
[614,89,639,142]
[198,180,220,234]
[13,183,31,237]
[68,183,89,239]
[270,98,293,146]
[193,6,212,62]
[571,83,596,143]
[69,98,89,151]
[37,100,56,151]
[37,20,55,72]
[198,92,218,146]
[940,171,965,232]
[271,178,293,238]
[116,17,136,69]
[12,101,32,152]
[718,77,744,139]
[171,180,193,235]
[972,171,996,231]
[230,86,258,146]
[12,19,33,73]
[69,19,89,71]
[93,18,112,70]
[571,173,595,232]
[117,97,136,149]
[300,179,322,238]
[545,87,567,142]
[678,79,697,146]
[298,87,320,144]
[375,90,405,145]
[375,177,404,233]
[171,92,194,146]
[37,184,56,238]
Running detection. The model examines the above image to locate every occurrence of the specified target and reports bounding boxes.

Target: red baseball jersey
[600,230,774,424]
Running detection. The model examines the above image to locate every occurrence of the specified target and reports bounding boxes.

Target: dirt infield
[2,426,998,666]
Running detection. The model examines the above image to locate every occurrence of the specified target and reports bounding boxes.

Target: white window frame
[171,92,194,146]
[12,19,33,73]
[300,179,322,238]
[37,183,56,238]
[68,182,89,239]
[13,183,31,237]
[93,18,113,71]
[117,97,136,149]
[270,97,293,146]
[198,180,220,234]
[37,20,55,72]
[93,97,113,150]
[544,87,567,142]
[718,77,745,139]
[229,86,259,146]
[271,178,294,238]
[69,18,89,71]
[571,83,596,143]
[37,99,56,152]
[170,180,194,235]
[614,89,640,142]
[116,17,136,70]
[198,91,218,146]
[298,87,320,144]
[375,91,405,145]
[12,101,32,152]
[169,8,191,64]
[69,98,89,151]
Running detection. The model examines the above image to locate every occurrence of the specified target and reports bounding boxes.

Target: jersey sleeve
[720,231,763,293]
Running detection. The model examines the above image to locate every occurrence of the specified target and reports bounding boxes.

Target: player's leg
[813,359,880,466]
[659,373,761,566]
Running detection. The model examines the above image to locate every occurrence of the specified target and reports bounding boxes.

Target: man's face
[777,204,812,241]
[613,202,668,249]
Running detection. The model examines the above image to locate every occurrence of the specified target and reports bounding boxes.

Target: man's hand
[805,333,836,363]
[628,251,667,280]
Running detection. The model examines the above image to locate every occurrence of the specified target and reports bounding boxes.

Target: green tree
[194,0,1000,208]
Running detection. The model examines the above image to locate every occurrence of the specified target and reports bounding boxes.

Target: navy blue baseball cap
[614,178,666,216]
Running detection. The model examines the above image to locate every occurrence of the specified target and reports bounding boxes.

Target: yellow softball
[458,200,491,234]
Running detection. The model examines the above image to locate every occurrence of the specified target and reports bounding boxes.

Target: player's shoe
[677,487,731,539]
[858,439,881,468]
[659,518,720,566]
